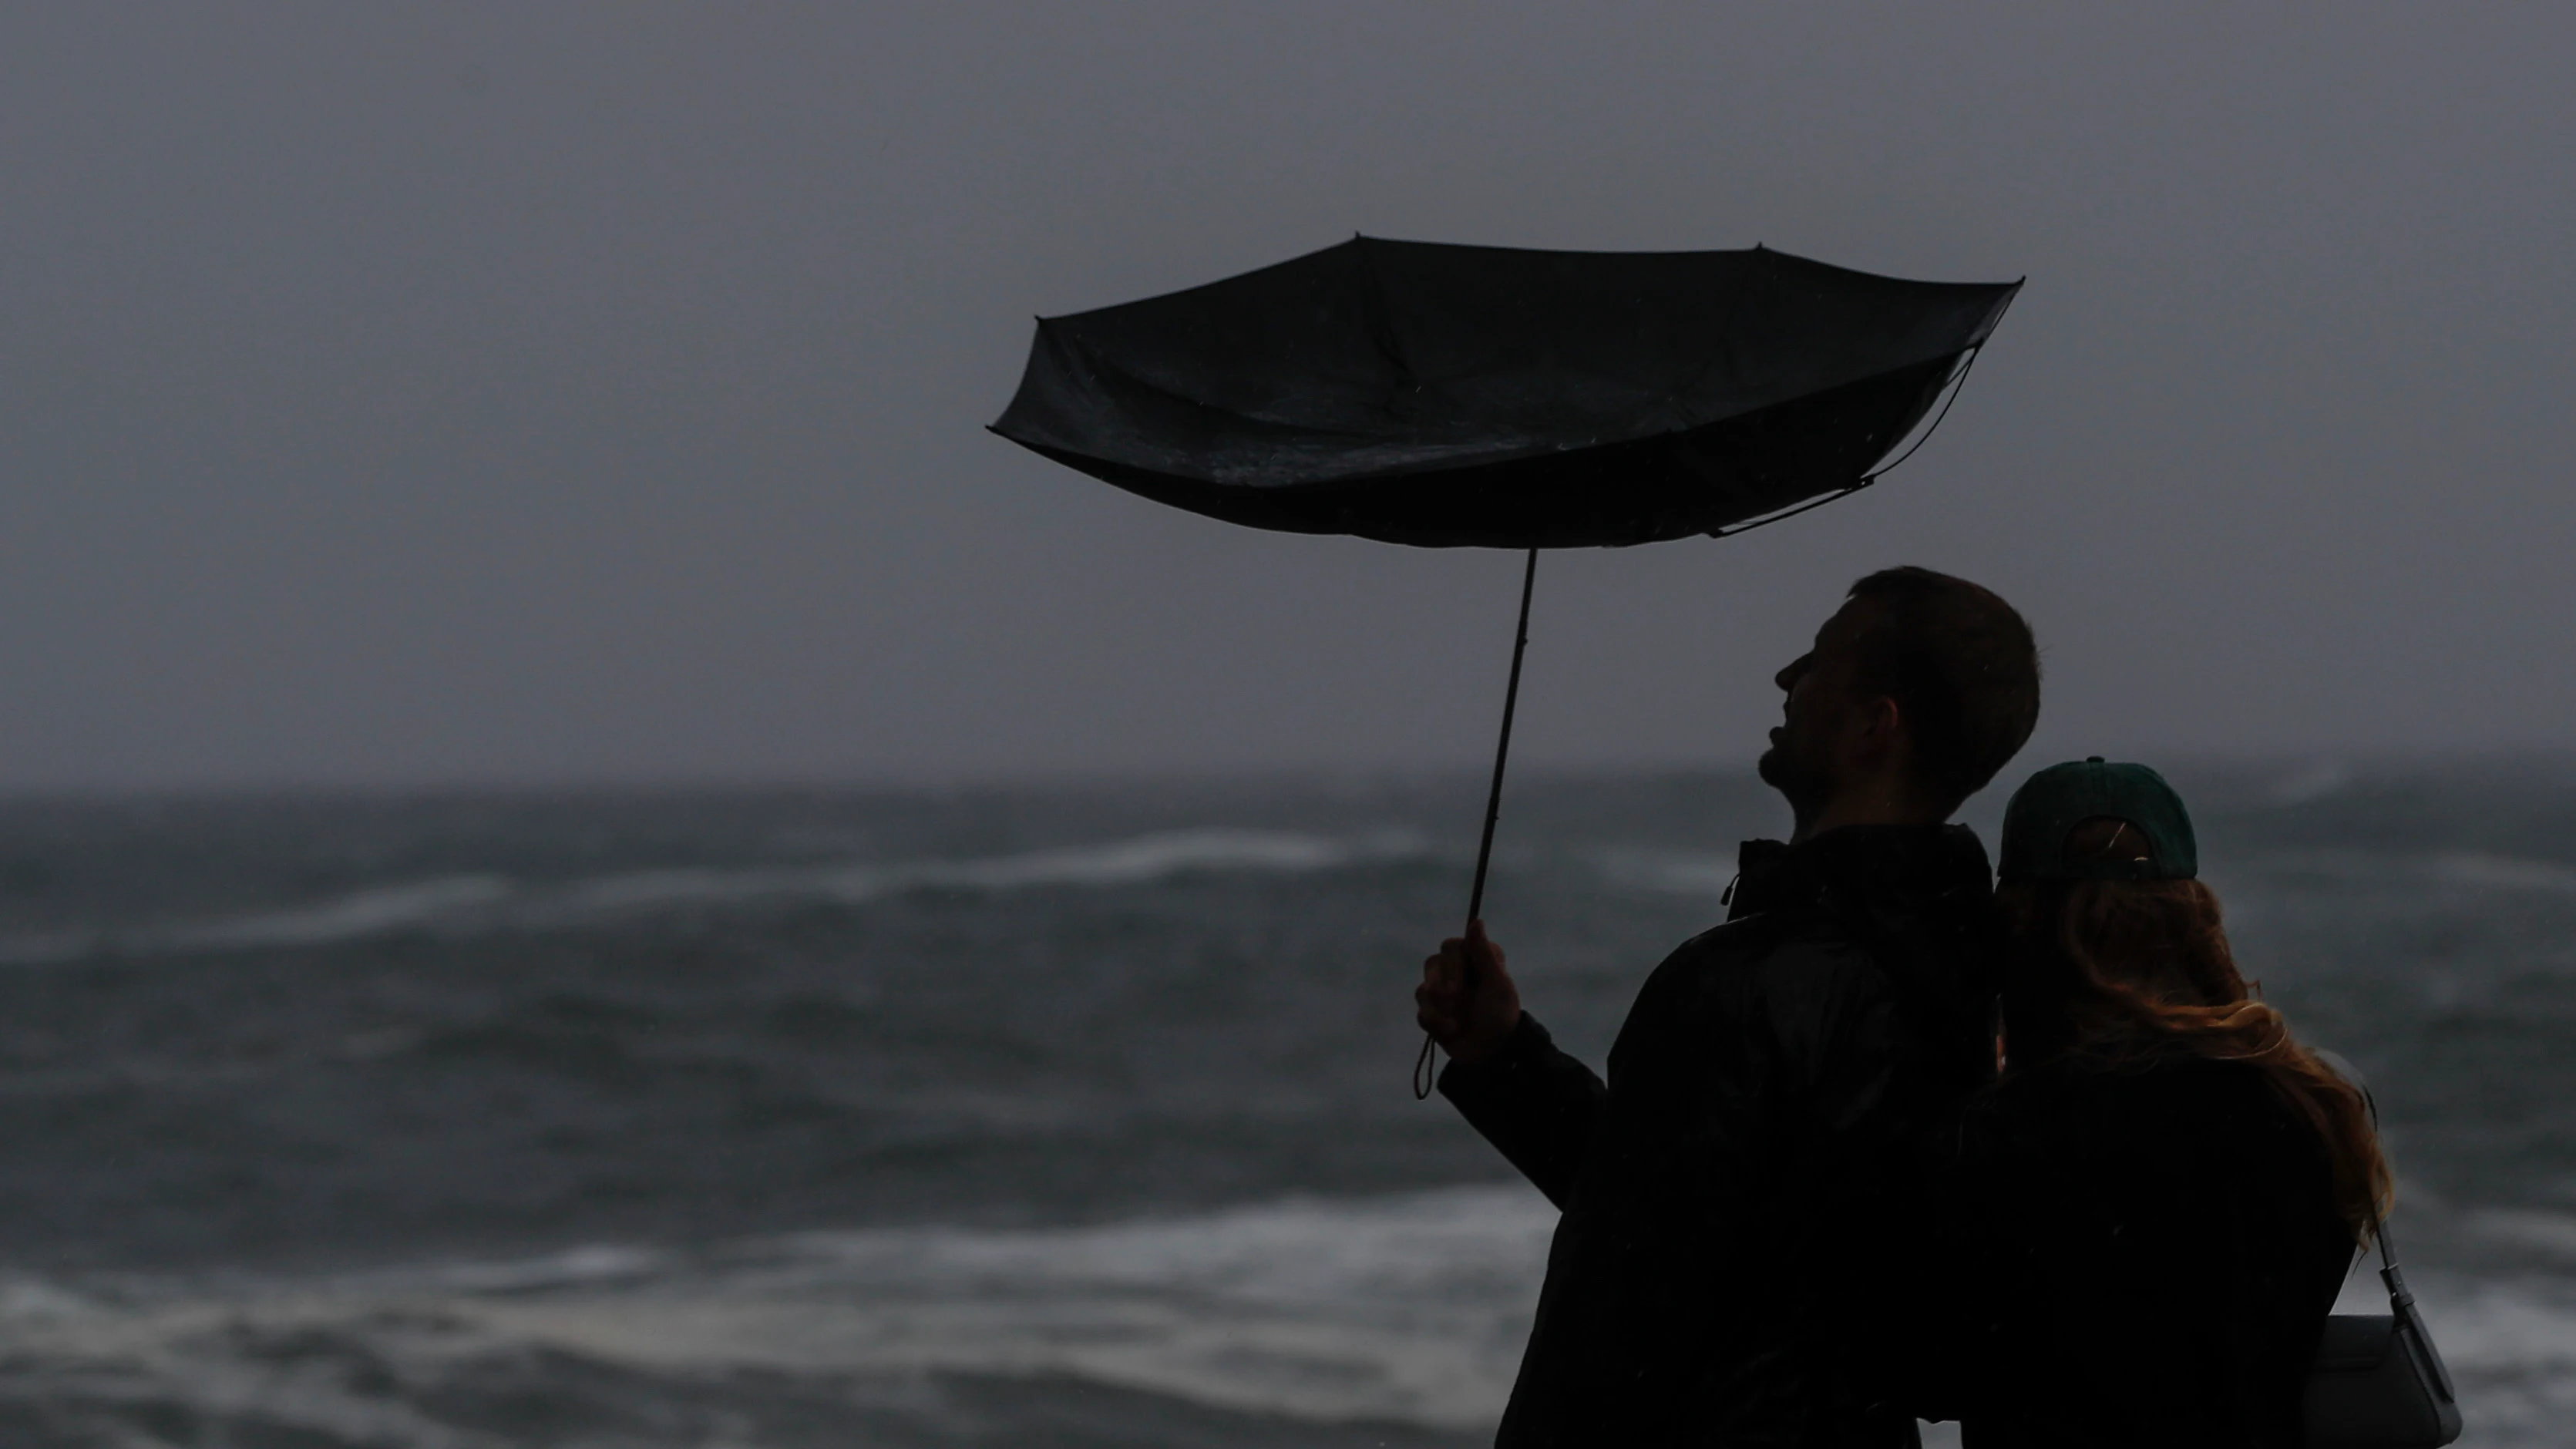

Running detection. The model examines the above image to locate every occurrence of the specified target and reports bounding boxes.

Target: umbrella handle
[1417,546,1539,1101]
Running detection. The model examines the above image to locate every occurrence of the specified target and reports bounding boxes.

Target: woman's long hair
[1999,876,2393,1245]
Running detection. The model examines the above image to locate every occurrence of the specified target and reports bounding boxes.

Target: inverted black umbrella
[991,236,2019,1092]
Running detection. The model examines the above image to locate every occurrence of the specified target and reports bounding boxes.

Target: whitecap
[2467,1207,2576,1262]
[2268,761,2352,805]
[909,828,1364,892]
[0,875,514,967]
[1591,848,1737,897]
[528,826,1420,918]
[170,876,517,950]
[2422,852,2576,896]
[0,828,1431,967]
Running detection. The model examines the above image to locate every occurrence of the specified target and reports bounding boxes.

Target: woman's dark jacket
[1902,1055,2358,1447]
[1439,824,2002,1448]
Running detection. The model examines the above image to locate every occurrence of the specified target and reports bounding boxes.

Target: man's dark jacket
[1440,825,2001,1448]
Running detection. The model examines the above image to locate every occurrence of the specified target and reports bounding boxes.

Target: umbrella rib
[1695,345,1986,540]
[1351,238,1424,403]
[1706,479,1878,540]
[1858,344,1986,481]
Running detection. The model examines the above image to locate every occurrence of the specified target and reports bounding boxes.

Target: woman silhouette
[1908,759,2387,1447]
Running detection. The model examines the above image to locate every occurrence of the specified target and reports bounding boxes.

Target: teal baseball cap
[1998,758,2199,883]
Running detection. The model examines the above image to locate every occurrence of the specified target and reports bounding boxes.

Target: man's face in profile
[1757,599,1876,819]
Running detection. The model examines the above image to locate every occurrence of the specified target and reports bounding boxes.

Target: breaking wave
[0,1187,1553,1445]
[0,827,1430,967]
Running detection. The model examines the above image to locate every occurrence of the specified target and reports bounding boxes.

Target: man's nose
[1774,654,1809,693]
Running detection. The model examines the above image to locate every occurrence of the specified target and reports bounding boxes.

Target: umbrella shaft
[1420,546,1540,1101]
[1468,547,1539,925]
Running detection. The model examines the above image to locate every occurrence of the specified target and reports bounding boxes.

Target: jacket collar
[1727,823,1994,923]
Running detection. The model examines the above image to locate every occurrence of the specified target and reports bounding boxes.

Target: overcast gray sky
[1,4,2569,788]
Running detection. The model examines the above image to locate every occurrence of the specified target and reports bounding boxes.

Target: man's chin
[1756,747,1787,789]
[1757,748,1826,817]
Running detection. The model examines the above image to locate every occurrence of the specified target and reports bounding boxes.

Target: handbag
[2302,1074,2462,1447]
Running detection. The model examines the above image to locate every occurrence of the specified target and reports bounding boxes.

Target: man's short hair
[1845,566,2041,806]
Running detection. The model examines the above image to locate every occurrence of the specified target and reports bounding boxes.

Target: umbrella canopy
[991,237,2020,548]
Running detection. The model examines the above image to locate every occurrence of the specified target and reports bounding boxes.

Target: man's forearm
[1438,1012,1604,1209]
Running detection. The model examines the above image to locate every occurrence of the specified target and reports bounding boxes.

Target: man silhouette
[1417,566,2041,1447]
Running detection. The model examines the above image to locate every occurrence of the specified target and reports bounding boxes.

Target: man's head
[1757,566,2040,834]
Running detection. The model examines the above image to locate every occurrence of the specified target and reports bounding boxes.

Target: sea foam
[0,1187,1550,1440]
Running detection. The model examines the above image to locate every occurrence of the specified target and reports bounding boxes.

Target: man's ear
[1856,694,1906,745]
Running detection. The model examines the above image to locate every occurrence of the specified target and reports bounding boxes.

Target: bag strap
[2355,1091,2413,1285]
[2321,1051,2402,1271]
[2328,1054,2458,1404]
[2352,1079,2398,1270]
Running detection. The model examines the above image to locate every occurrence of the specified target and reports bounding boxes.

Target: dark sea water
[0,762,2568,1447]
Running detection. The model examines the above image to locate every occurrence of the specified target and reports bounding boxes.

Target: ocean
[0,761,2568,1447]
